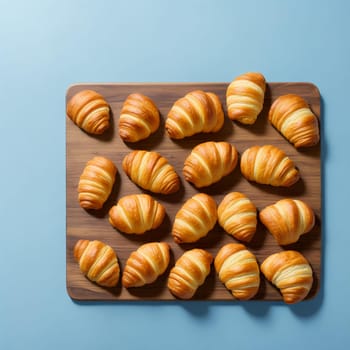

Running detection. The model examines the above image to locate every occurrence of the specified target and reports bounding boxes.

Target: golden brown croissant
[217,192,257,242]
[119,93,160,142]
[259,199,315,245]
[74,239,120,287]
[66,89,110,134]
[167,249,213,299]
[214,243,260,300]
[240,145,299,187]
[78,156,117,209]
[165,90,224,139]
[183,141,238,188]
[226,72,266,124]
[260,250,313,304]
[172,193,217,243]
[122,242,170,288]
[268,94,320,148]
[122,150,180,194]
[108,194,165,234]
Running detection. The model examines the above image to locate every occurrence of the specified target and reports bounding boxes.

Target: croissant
[108,194,165,234]
[260,250,313,304]
[119,93,160,142]
[214,243,260,300]
[74,239,120,287]
[240,145,299,187]
[226,72,266,124]
[167,249,213,299]
[183,141,238,188]
[78,156,117,209]
[268,94,320,148]
[165,90,224,139]
[172,193,217,243]
[122,242,170,288]
[217,192,257,242]
[259,199,315,245]
[66,89,110,134]
[122,150,180,194]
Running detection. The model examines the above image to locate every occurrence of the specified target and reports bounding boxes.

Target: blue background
[1,0,349,349]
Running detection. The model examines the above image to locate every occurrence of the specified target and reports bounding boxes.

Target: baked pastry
[226,72,266,124]
[172,193,217,243]
[122,242,170,288]
[78,156,117,209]
[260,250,313,304]
[240,145,299,187]
[268,94,320,148]
[183,141,238,188]
[122,150,180,194]
[167,249,213,299]
[109,194,165,234]
[74,240,120,287]
[119,93,160,142]
[66,89,110,134]
[214,243,260,300]
[259,199,315,245]
[165,90,224,139]
[217,192,257,242]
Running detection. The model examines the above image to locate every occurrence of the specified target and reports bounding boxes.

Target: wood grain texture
[66,82,321,301]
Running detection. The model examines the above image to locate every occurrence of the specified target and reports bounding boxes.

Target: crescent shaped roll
[183,141,238,188]
[240,145,299,187]
[78,156,117,210]
[214,243,260,300]
[172,193,217,243]
[268,94,320,148]
[167,249,213,299]
[217,192,257,242]
[74,240,120,287]
[122,242,170,288]
[165,90,224,139]
[122,150,180,194]
[108,194,165,234]
[260,250,313,304]
[259,199,315,245]
[226,72,266,124]
[119,93,160,142]
[66,89,110,134]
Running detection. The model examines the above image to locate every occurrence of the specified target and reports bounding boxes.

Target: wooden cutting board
[66,82,321,301]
